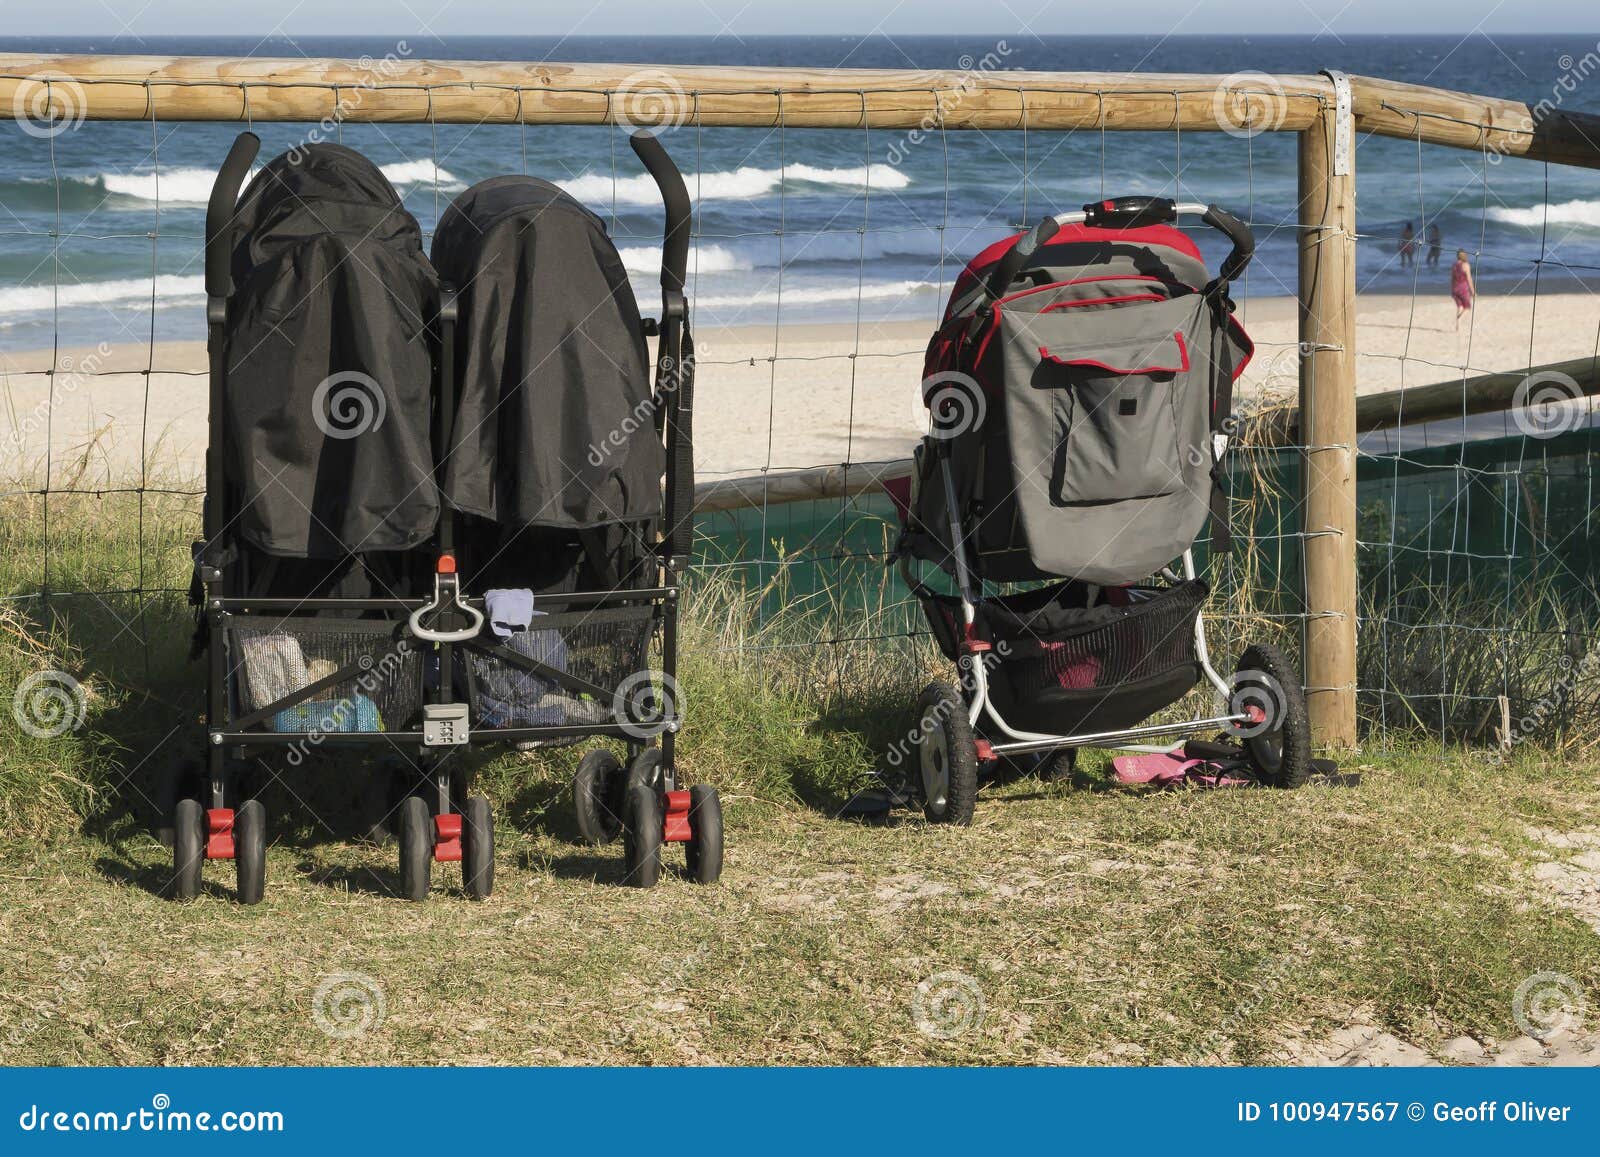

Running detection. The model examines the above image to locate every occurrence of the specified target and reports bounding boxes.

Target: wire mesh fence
[1,61,1598,759]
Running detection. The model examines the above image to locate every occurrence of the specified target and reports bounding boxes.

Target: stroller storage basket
[226,616,423,734]
[463,605,656,734]
[921,579,1208,734]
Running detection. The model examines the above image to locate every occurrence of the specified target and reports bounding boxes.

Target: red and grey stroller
[894,197,1312,823]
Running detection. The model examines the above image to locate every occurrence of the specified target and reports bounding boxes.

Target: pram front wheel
[622,783,663,888]
[914,681,978,826]
[573,749,626,845]
[685,784,724,885]
[234,798,266,905]
[1232,644,1312,789]
[398,795,432,901]
[171,796,205,900]
[462,795,494,900]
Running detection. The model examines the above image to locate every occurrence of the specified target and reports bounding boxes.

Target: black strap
[1206,287,1237,555]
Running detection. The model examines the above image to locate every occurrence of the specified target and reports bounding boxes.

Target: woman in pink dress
[1451,249,1475,329]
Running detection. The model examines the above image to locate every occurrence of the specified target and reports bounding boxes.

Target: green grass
[2,484,1598,1065]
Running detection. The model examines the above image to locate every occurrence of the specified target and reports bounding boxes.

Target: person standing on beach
[1399,222,1415,268]
[1451,249,1475,329]
[1426,223,1442,268]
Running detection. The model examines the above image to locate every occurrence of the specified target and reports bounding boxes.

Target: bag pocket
[999,295,1203,506]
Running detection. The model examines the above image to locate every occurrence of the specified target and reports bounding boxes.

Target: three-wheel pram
[178,129,720,902]
[895,197,1312,822]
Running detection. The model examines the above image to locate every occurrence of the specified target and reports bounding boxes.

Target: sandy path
[3,290,1596,489]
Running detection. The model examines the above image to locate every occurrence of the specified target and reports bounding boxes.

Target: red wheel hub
[205,808,235,860]
[662,790,692,843]
[434,813,463,862]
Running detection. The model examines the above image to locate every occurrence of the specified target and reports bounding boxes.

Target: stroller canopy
[905,221,1253,586]
[224,144,441,559]
[430,177,662,531]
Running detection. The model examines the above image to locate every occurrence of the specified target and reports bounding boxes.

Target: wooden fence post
[1297,93,1359,748]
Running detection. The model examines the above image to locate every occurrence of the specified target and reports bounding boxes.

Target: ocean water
[0,33,1597,347]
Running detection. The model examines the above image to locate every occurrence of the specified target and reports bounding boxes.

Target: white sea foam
[559,162,910,207]
[691,279,940,310]
[81,159,460,205]
[0,274,206,314]
[618,243,747,274]
[1487,200,1600,229]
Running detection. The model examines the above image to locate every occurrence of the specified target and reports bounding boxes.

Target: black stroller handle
[629,130,691,302]
[205,132,260,299]
[979,216,1061,310]
[1077,196,1255,284]
[1201,203,1254,283]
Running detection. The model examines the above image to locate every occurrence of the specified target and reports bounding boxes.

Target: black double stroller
[896,196,1313,822]
[176,129,720,902]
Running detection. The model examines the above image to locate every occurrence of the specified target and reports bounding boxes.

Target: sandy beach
[3,289,1596,490]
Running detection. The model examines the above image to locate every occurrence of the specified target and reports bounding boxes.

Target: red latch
[974,738,996,763]
[662,790,693,843]
[436,554,457,574]
[434,813,463,862]
[960,622,992,654]
[206,808,235,860]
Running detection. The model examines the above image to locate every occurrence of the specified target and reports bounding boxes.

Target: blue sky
[1,0,1594,38]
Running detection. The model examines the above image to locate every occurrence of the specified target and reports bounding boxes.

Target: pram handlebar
[205,132,260,299]
[977,216,1060,313]
[629,130,690,303]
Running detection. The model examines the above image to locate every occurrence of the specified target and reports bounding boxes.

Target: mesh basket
[921,579,1208,733]
[465,605,655,733]
[227,615,423,733]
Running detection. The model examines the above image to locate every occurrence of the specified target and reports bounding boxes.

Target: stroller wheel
[234,798,267,905]
[915,681,978,826]
[573,749,626,846]
[626,747,668,795]
[684,784,724,885]
[1040,748,1078,784]
[462,795,494,901]
[398,795,432,901]
[1232,644,1312,789]
[171,797,205,901]
[622,784,663,889]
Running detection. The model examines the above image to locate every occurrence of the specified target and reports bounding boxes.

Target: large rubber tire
[233,798,266,905]
[398,795,432,902]
[171,797,205,900]
[574,749,626,846]
[685,784,724,885]
[462,795,494,901]
[915,681,979,825]
[1233,643,1313,789]
[622,784,663,889]
[626,747,668,795]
